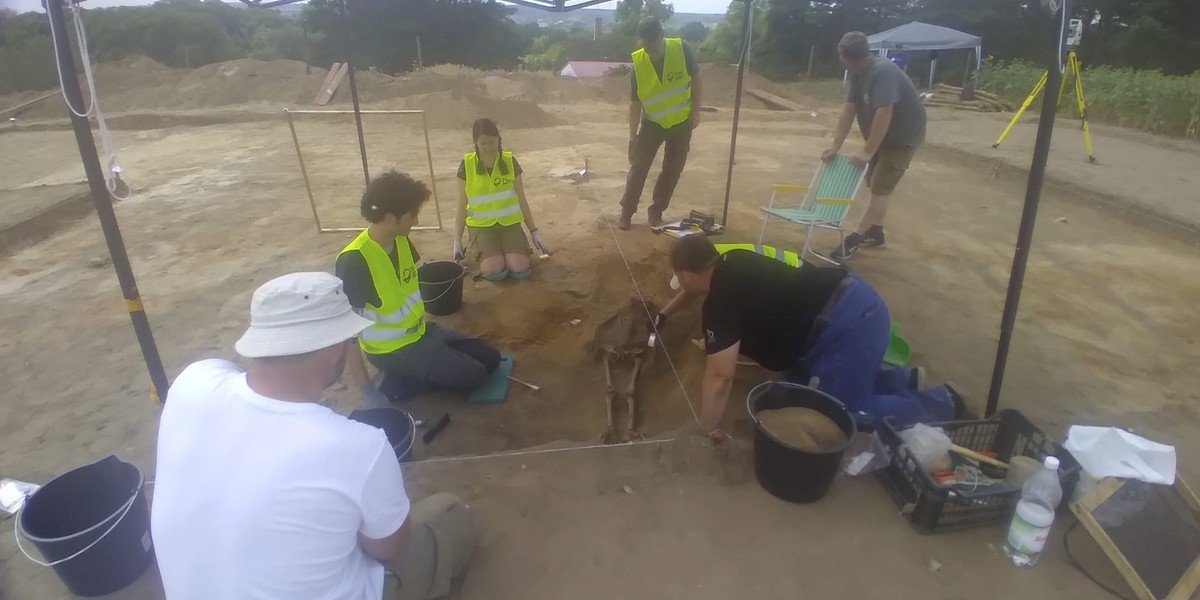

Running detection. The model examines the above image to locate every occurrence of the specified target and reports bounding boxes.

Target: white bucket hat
[235,272,374,358]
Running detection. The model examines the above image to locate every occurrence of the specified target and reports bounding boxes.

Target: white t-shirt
[151,359,410,600]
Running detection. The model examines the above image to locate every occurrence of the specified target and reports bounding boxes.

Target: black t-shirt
[456,155,523,180]
[701,250,847,371]
[630,41,700,117]
[334,237,421,309]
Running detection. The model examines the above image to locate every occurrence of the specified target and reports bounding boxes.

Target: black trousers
[620,120,692,216]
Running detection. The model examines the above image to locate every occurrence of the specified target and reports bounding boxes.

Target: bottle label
[1007,512,1050,555]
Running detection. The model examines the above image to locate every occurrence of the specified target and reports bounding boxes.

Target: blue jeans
[783,276,954,427]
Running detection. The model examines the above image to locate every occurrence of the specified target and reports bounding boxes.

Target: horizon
[4,0,730,16]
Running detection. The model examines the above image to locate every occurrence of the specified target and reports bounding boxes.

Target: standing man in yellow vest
[336,171,502,405]
[618,16,703,231]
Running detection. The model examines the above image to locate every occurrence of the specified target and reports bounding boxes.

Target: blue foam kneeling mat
[469,355,513,403]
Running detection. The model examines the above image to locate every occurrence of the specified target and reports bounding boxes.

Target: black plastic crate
[876,409,1080,534]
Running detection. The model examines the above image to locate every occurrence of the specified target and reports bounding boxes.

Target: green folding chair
[757,154,868,265]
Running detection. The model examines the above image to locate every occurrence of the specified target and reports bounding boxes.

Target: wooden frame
[283,108,444,234]
[1070,476,1200,600]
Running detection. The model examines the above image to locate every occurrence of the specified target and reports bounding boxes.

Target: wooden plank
[745,88,801,112]
[0,91,59,118]
[312,62,347,106]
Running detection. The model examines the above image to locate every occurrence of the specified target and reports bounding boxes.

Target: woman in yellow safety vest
[454,118,550,281]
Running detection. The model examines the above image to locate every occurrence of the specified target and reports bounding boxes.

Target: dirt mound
[168,59,328,109]
[757,407,847,451]
[395,90,561,129]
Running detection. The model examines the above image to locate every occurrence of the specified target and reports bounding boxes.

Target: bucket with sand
[747,381,856,503]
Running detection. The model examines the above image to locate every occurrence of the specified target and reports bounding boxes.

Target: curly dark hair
[360,170,430,223]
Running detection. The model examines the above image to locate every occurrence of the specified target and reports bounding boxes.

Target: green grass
[978,60,1200,139]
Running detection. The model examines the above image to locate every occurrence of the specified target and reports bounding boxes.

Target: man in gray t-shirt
[823,31,927,261]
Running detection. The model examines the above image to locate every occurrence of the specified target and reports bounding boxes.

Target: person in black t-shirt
[657,236,961,442]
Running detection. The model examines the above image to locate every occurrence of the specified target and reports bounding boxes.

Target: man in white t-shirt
[151,272,475,600]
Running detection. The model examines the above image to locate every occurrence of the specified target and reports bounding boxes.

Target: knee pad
[508,269,532,280]
[482,269,509,281]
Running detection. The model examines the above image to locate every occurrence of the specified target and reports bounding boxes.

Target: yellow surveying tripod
[993,51,1096,163]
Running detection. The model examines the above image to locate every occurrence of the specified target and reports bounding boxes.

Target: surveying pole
[46,0,169,403]
[993,18,1096,163]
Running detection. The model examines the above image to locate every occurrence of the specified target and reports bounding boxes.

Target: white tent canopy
[865,21,983,88]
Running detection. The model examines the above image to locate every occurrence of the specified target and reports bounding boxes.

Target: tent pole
[46,0,169,403]
[339,0,370,186]
[719,0,753,227]
[985,0,1067,416]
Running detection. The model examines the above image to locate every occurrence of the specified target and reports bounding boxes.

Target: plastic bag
[899,424,952,474]
[1,479,40,517]
[844,432,892,476]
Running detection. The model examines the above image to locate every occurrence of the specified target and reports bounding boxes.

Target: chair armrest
[813,197,854,205]
[770,184,808,192]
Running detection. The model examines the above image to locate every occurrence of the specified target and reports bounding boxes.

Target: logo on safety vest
[666,71,685,82]
[401,267,415,284]
[493,177,513,187]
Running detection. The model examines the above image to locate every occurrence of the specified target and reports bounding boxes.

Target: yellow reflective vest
[715,243,802,268]
[339,230,426,353]
[463,151,523,228]
[632,38,693,129]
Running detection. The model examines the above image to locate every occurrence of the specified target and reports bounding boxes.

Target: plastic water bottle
[1004,456,1062,567]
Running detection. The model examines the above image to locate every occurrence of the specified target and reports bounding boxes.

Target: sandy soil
[1,62,1199,599]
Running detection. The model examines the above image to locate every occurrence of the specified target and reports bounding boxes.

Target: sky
[3,0,731,15]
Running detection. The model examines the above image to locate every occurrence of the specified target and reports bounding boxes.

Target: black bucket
[348,407,417,462]
[747,381,857,504]
[16,455,154,597]
[418,260,466,316]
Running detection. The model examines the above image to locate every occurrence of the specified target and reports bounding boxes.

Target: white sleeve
[358,439,411,540]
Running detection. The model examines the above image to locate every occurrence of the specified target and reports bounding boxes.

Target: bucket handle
[420,264,467,305]
[747,377,822,425]
[395,411,417,459]
[14,488,141,568]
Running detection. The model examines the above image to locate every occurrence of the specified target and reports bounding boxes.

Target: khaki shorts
[468,224,529,262]
[866,145,917,195]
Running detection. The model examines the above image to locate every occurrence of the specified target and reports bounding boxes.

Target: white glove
[531,230,551,255]
[453,237,464,262]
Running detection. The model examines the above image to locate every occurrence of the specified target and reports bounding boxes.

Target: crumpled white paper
[0,479,40,516]
[1064,426,1176,485]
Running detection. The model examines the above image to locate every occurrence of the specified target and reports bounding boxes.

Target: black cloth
[701,250,848,371]
[335,237,421,309]
[456,155,523,180]
[619,118,691,215]
[629,41,699,102]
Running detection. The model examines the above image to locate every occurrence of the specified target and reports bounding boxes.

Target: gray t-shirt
[846,57,926,148]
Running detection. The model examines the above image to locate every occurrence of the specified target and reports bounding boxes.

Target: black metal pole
[339,0,370,186]
[46,0,169,403]
[985,0,1066,416]
[719,0,753,227]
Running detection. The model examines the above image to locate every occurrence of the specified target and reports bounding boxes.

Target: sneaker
[944,382,969,419]
[617,212,633,230]
[860,226,886,248]
[908,366,926,391]
[829,233,862,261]
[647,208,664,228]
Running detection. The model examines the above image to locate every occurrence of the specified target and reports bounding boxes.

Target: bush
[978,60,1200,139]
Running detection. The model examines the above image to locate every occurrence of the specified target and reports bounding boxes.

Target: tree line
[1,0,1197,96]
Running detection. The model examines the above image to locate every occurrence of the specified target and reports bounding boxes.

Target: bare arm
[344,343,372,389]
[455,179,469,239]
[359,514,410,562]
[660,289,693,318]
[698,343,740,432]
[830,102,857,151]
[514,175,538,232]
[862,105,894,157]
[628,101,642,140]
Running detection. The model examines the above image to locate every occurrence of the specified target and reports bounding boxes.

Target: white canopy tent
[859,21,983,89]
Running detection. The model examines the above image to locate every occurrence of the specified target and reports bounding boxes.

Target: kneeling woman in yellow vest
[454,118,551,281]
[336,171,502,405]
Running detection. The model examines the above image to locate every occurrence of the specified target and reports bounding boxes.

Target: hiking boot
[829,233,862,261]
[860,225,886,248]
[617,211,633,230]
[647,208,664,228]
